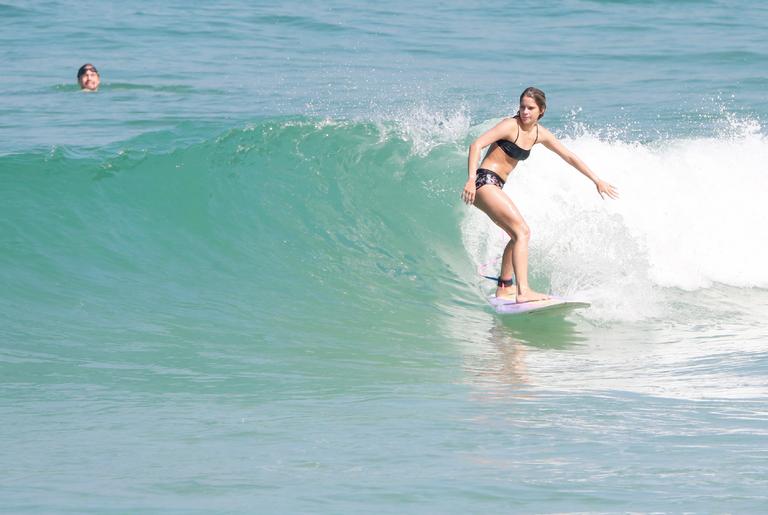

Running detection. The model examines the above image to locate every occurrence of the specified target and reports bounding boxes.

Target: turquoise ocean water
[2,1,768,512]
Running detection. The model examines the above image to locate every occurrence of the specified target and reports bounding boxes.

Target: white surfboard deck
[488,295,590,315]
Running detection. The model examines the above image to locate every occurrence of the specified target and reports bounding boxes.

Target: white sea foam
[374,103,471,157]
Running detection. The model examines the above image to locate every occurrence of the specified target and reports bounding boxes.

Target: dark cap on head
[77,63,99,79]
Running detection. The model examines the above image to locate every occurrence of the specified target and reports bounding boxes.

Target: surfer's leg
[474,186,548,302]
[497,237,516,296]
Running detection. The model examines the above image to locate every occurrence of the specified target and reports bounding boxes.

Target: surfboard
[488,295,590,315]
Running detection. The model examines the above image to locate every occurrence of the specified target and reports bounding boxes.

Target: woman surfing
[461,87,618,303]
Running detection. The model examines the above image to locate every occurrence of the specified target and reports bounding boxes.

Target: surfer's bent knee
[512,222,530,241]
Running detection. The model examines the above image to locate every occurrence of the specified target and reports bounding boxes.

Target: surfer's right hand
[461,180,476,205]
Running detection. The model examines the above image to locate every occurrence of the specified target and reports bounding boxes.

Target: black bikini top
[496,122,538,161]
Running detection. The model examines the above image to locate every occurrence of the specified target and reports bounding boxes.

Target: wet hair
[77,63,99,80]
[519,86,546,120]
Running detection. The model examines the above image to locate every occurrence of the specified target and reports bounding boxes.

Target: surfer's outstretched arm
[539,129,619,200]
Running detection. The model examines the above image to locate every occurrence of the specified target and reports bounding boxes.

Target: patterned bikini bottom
[474,168,506,190]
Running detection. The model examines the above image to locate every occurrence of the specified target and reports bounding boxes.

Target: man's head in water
[77,64,100,91]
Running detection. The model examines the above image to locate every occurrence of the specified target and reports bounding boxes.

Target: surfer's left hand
[596,179,619,200]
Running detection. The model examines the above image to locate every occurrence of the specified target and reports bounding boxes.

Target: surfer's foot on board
[514,289,549,304]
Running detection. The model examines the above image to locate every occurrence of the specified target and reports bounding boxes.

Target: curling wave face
[3,114,768,336]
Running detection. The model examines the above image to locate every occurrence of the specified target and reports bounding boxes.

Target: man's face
[79,69,100,91]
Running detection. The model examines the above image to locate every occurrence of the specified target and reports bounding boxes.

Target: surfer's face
[519,96,542,123]
[79,69,100,91]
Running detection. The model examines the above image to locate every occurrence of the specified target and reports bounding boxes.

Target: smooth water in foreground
[2,1,768,512]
